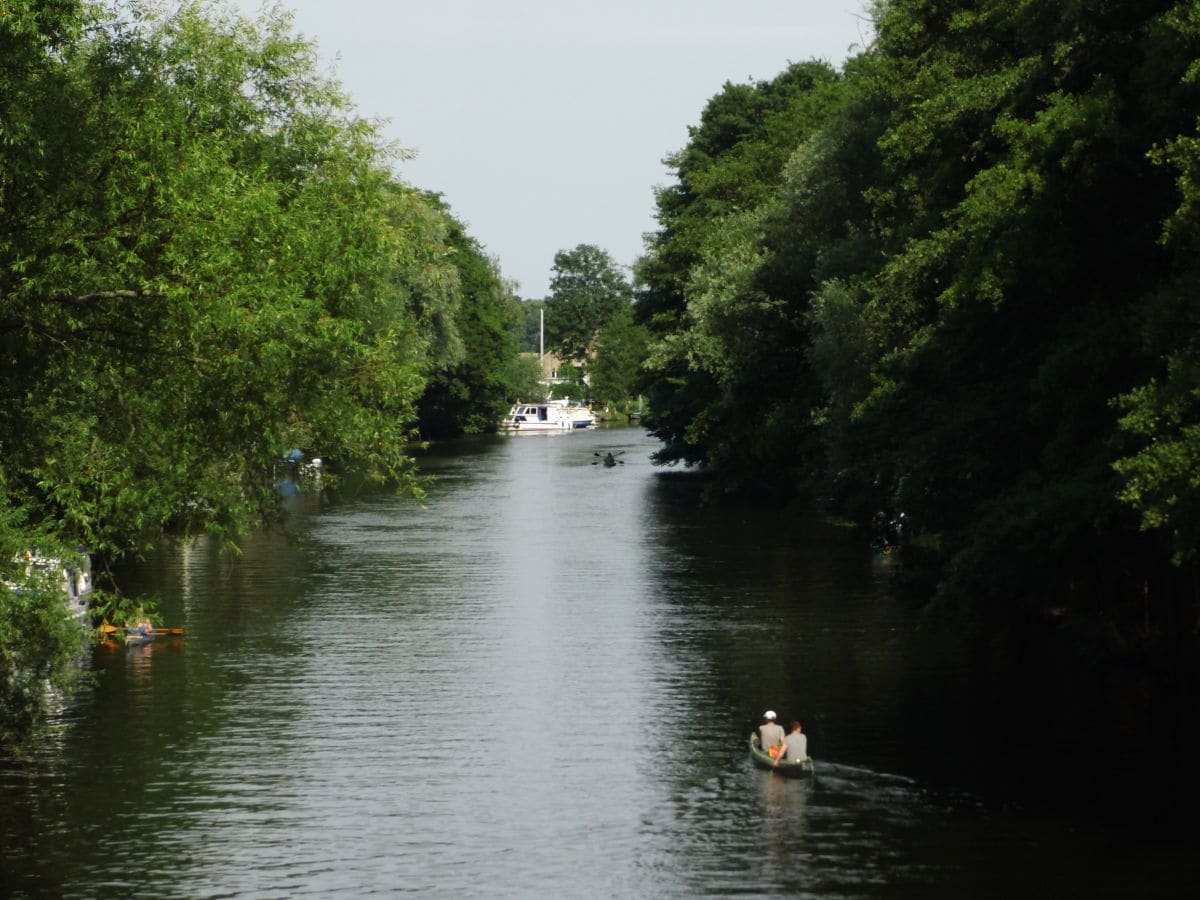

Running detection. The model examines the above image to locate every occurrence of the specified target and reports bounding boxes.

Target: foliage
[415,196,523,437]
[504,353,546,402]
[87,587,158,632]
[0,0,448,552]
[842,0,1198,618]
[544,244,632,363]
[588,303,649,407]
[547,363,587,401]
[636,0,1200,644]
[517,299,546,353]
[0,506,89,746]
[1110,6,1200,563]
[0,0,514,742]
[635,60,847,479]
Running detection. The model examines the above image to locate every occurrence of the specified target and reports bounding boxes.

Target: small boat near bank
[748,733,815,778]
[501,399,596,432]
[98,623,186,645]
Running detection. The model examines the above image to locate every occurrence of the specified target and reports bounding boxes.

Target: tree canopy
[414,195,524,438]
[636,0,1200,652]
[0,0,517,741]
[544,243,633,364]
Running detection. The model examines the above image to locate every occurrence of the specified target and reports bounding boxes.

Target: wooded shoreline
[5,1,1200,785]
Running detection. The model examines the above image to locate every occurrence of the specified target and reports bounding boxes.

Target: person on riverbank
[758,710,785,759]
[783,721,808,762]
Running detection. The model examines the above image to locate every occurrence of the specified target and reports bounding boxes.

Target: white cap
[764,710,776,720]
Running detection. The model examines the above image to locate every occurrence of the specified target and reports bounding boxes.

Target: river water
[2,427,1198,897]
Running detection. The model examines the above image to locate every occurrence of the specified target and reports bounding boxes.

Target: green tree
[0,508,90,747]
[635,0,1200,647]
[588,303,649,407]
[544,244,632,363]
[1111,4,1200,566]
[635,61,846,478]
[0,0,476,741]
[517,299,546,353]
[834,0,1199,624]
[1,0,441,555]
[504,353,546,402]
[416,198,523,437]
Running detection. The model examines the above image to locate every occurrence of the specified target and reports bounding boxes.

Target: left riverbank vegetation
[0,0,524,744]
[635,0,1200,721]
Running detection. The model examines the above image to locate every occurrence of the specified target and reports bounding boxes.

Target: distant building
[522,350,588,387]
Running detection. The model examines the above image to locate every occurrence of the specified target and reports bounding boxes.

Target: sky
[228,1,871,298]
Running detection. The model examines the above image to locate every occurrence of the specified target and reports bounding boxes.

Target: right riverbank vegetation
[636,1,1200,649]
[632,0,1200,805]
[3,0,1200,778]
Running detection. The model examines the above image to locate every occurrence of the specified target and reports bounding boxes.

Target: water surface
[2,428,1197,897]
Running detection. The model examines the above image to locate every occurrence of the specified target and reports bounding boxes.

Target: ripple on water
[3,430,1197,896]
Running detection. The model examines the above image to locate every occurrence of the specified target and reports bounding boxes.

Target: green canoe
[748,732,815,778]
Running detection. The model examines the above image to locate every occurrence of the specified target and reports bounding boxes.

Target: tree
[832,0,1199,622]
[543,244,632,363]
[416,197,523,437]
[634,0,1200,646]
[634,61,846,477]
[0,0,475,741]
[504,353,546,402]
[0,0,448,554]
[588,303,649,407]
[1111,5,1200,565]
[517,299,546,353]
[0,505,90,746]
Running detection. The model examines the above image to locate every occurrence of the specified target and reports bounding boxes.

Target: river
[2,427,1198,897]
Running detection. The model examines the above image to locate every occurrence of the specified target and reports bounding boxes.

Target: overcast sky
[229,1,871,298]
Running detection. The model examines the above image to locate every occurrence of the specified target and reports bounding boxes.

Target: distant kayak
[748,733,815,778]
[97,623,186,645]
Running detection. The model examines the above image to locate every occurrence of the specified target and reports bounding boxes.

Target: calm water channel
[3,427,1199,897]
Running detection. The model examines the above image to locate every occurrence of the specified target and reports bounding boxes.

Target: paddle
[592,451,625,466]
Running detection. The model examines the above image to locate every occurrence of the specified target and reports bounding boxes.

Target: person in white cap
[758,710,785,759]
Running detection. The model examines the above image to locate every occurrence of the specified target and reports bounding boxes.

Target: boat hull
[500,400,595,432]
[501,420,572,432]
[748,733,815,778]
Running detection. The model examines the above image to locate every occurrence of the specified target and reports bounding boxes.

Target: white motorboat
[566,403,597,429]
[501,400,596,432]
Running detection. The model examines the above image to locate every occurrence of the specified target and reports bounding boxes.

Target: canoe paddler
[128,617,155,638]
[758,710,785,762]
[783,720,808,762]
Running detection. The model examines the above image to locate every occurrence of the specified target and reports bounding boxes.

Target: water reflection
[2,428,1198,897]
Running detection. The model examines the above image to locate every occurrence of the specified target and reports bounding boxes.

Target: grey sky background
[230,1,871,298]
